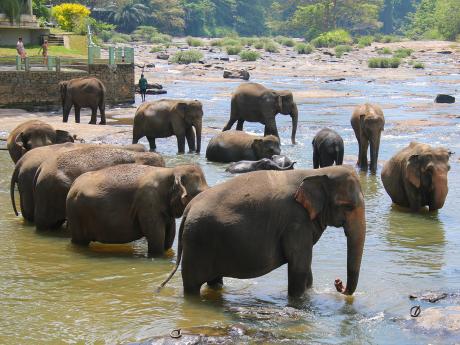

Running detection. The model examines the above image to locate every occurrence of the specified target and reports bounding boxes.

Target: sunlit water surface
[1,69,460,344]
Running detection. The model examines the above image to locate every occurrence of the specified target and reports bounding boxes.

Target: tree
[182,0,216,36]
[234,0,266,36]
[147,0,185,35]
[435,0,460,40]
[0,0,28,24]
[52,3,91,32]
[108,1,149,33]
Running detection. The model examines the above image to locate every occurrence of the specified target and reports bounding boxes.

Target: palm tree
[108,1,149,33]
[0,0,28,25]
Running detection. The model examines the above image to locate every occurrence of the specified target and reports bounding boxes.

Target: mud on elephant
[59,77,106,125]
[7,120,74,163]
[351,104,385,173]
[67,164,209,256]
[223,83,298,144]
[159,166,366,298]
[381,142,451,211]
[132,99,203,154]
[206,130,281,163]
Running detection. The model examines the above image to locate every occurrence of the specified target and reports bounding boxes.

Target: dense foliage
[51,3,90,32]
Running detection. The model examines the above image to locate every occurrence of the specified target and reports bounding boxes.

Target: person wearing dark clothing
[139,74,148,102]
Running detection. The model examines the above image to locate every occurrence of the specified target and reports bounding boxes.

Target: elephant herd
[5,79,451,299]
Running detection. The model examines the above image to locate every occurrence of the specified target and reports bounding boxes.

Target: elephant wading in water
[381,142,451,211]
[226,155,296,173]
[351,104,385,173]
[132,99,203,154]
[33,146,164,230]
[223,83,298,144]
[159,166,366,297]
[67,164,209,256]
[312,128,344,168]
[7,120,74,163]
[206,130,281,163]
[59,77,106,125]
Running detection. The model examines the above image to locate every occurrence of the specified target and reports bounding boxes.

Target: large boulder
[435,94,455,103]
[223,69,250,81]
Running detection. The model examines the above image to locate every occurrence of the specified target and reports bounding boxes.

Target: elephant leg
[264,119,279,138]
[89,107,97,124]
[146,137,157,152]
[99,103,106,125]
[139,213,166,257]
[185,127,196,153]
[236,119,245,131]
[222,117,237,131]
[176,134,186,154]
[313,147,320,169]
[207,276,224,289]
[63,105,71,123]
[358,136,369,170]
[164,217,176,251]
[74,105,81,124]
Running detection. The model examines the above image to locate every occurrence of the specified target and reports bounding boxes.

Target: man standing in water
[139,74,148,102]
[16,37,27,61]
[37,39,49,65]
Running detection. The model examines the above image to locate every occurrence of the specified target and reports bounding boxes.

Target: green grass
[239,50,260,61]
[254,40,264,49]
[275,36,295,47]
[186,37,204,47]
[150,33,172,44]
[264,41,279,53]
[150,45,164,53]
[368,57,401,68]
[226,45,242,55]
[377,47,392,55]
[335,45,352,58]
[294,42,313,54]
[413,61,425,69]
[357,36,374,48]
[170,50,203,64]
[375,34,401,43]
[311,29,352,48]
[0,45,86,57]
[240,37,257,46]
[393,48,413,58]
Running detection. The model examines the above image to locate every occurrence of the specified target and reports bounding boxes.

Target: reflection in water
[385,206,445,274]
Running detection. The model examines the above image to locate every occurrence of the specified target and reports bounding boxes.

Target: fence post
[24,57,30,72]
[109,46,115,65]
[47,56,54,71]
[88,46,94,64]
[56,57,61,72]
[16,56,21,70]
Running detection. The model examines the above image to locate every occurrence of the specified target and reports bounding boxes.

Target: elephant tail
[10,164,19,216]
[157,214,186,292]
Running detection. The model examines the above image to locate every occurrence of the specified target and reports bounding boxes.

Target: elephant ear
[251,139,264,158]
[406,154,421,188]
[274,93,283,113]
[294,175,328,220]
[14,132,26,148]
[55,130,74,143]
[174,102,188,119]
[172,175,188,205]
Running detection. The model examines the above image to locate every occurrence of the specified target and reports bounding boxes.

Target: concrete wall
[0,28,50,45]
[0,64,135,108]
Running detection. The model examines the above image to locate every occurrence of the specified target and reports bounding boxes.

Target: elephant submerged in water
[7,120,74,163]
[226,155,296,173]
[159,166,366,298]
[67,164,209,256]
[223,83,298,144]
[206,130,281,163]
[381,142,451,211]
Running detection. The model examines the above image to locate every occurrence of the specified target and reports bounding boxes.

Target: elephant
[206,130,281,163]
[132,99,203,154]
[226,155,296,174]
[67,164,209,256]
[159,166,366,298]
[33,146,165,231]
[312,128,344,169]
[381,142,451,211]
[59,77,106,125]
[10,143,154,223]
[7,119,74,163]
[222,83,298,144]
[351,103,385,173]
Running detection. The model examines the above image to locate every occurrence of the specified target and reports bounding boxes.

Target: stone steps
[47,34,64,46]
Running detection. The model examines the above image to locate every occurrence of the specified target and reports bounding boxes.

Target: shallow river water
[1,68,460,344]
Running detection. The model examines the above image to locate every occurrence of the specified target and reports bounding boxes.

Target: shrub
[413,61,425,69]
[226,45,242,55]
[132,26,159,41]
[110,34,130,44]
[357,36,374,48]
[150,33,171,44]
[239,50,260,61]
[311,29,352,47]
[368,57,401,68]
[210,39,222,46]
[377,47,392,55]
[171,50,204,64]
[51,3,90,32]
[240,37,257,46]
[379,35,400,43]
[393,48,413,58]
[186,36,204,47]
[275,36,295,47]
[264,41,280,53]
[335,45,352,57]
[254,40,264,49]
[221,37,241,46]
[150,45,164,53]
[295,43,313,54]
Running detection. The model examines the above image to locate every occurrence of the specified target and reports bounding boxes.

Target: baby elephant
[312,128,344,168]
[67,164,209,256]
[206,130,281,163]
[226,155,296,173]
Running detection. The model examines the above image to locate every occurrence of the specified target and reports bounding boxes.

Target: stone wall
[0,64,135,108]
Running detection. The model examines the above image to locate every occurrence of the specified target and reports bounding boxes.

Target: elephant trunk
[342,205,366,295]
[10,165,19,216]
[290,105,298,145]
[429,169,449,211]
[194,119,202,153]
[278,161,296,170]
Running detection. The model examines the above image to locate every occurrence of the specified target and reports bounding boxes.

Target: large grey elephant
[312,128,344,169]
[67,164,209,256]
[59,77,106,124]
[381,142,451,211]
[223,83,298,144]
[33,146,164,230]
[10,143,148,222]
[351,103,385,173]
[132,99,203,154]
[159,166,366,297]
[7,119,74,163]
[206,130,281,163]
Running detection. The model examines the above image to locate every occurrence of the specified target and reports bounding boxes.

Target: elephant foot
[88,121,96,125]
[207,277,223,289]
[71,238,90,246]
[99,121,106,125]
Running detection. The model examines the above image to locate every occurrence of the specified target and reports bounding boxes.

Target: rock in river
[223,69,250,80]
[435,94,456,103]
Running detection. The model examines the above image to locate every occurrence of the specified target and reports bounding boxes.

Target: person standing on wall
[16,37,27,61]
[139,74,148,102]
[37,39,49,65]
